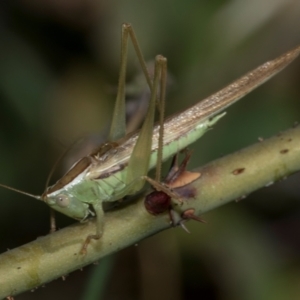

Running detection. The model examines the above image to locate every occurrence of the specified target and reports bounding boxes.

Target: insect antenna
[0,183,41,200]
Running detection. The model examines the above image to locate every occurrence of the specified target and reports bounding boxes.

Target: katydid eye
[56,194,70,207]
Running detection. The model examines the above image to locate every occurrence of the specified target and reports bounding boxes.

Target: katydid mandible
[1,23,300,253]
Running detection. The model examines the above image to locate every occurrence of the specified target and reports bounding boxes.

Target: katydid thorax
[1,23,300,254]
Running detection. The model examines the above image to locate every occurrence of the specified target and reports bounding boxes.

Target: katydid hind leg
[155,56,167,182]
[144,175,180,200]
[109,23,153,142]
[126,55,167,192]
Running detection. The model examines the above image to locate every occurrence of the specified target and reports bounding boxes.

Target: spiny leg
[155,52,167,183]
[126,55,167,193]
[109,23,169,195]
[144,176,179,200]
[139,56,184,201]
[109,23,153,142]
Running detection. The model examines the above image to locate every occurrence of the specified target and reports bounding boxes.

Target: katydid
[1,23,300,254]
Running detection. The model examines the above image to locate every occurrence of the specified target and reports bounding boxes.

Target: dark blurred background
[1,1,300,299]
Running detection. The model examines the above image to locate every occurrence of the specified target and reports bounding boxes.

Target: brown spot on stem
[232,168,245,175]
[280,149,289,154]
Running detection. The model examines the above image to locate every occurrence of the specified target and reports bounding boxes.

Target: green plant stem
[1,125,300,298]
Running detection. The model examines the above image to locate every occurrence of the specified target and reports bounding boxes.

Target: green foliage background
[0,1,300,299]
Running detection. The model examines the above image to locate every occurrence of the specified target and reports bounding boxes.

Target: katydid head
[42,189,91,221]
[0,182,90,221]
[41,155,93,221]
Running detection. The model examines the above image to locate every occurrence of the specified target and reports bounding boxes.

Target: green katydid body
[43,114,223,220]
[43,43,300,230]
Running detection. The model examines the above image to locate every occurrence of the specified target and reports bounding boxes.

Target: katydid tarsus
[1,23,300,254]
